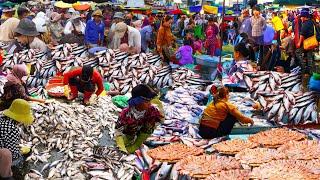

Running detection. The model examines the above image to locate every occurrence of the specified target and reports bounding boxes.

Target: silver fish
[156,162,173,180]
[294,107,305,125]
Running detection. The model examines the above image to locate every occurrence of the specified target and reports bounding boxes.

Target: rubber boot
[83,91,94,105]
[68,86,78,101]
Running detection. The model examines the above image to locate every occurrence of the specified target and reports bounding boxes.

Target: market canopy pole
[219,0,226,69]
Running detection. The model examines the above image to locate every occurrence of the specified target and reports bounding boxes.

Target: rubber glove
[89,94,97,104]
[63,85,69,97]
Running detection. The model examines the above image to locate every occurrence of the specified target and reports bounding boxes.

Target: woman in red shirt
[63,65,104,105]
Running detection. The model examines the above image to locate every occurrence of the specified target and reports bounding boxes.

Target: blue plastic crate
[195,55,219,67]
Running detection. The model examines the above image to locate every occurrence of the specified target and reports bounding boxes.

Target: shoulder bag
[303,25,319,50]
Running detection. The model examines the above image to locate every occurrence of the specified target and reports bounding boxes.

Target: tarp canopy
[203,5,218,14]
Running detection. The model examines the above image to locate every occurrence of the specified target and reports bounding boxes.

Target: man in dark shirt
[296,8,316,76]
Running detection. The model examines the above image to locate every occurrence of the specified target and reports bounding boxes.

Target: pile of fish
[1,41,212,95]
[20,96,137,179]
[242,71,302,97]
[1,49,47,74]
[164,87,207,123]
[145,87,226,149]
[51,43,88,59]
[257,91,319,125]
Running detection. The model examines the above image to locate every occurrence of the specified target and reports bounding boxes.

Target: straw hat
[3,99,34,126]
[92,9,103,17]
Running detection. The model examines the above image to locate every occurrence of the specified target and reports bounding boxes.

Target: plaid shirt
[251,16,266,37]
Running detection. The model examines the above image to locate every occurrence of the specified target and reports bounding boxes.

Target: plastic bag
[104,82,111,91]
[222,44,234,54]
[309,76,320,92]
[112,95,129,108]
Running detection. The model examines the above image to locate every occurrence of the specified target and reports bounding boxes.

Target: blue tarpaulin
[189,6,202,13]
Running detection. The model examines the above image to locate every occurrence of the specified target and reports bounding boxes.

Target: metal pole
[219,0,226,65]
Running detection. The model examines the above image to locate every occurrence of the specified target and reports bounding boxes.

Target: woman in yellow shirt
[199,86,254,139]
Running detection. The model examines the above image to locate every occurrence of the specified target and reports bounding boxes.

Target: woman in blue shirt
[84,10,105,47]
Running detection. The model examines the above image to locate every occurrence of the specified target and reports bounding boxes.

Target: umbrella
[73,4,91,11]
[54,1,72,9]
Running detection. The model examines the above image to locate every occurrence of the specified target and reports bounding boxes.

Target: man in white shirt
[64,14,86,35]
[113,22,141,54]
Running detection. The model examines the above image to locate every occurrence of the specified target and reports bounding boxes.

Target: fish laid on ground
[19,97,136,179]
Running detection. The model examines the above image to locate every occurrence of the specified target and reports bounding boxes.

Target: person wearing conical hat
[0,99,34,179]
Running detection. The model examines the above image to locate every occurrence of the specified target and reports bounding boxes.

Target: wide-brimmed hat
[92,9,103,17]
[14,18,39,36]
[114,22,128,39]
[3,99,34,126]
[113,12,124,19]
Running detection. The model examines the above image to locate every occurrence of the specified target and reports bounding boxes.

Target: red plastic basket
[46,83,65,97]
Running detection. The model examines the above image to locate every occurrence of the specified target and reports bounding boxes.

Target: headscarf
[128,84,157,107]
[6,64,28,86]
[33,12,48,33]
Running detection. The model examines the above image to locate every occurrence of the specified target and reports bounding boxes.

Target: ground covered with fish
[18,97,138,179]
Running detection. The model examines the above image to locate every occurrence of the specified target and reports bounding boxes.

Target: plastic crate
[195,55,219,67]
